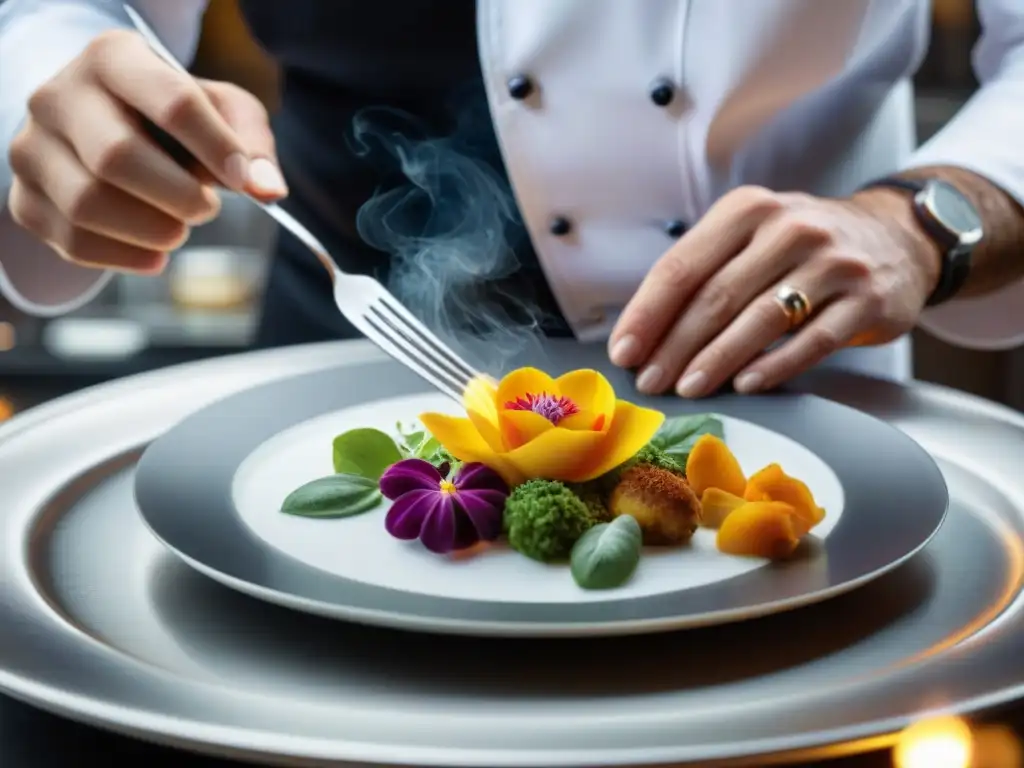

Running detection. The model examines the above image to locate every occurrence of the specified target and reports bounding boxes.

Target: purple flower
[379,459,509,554]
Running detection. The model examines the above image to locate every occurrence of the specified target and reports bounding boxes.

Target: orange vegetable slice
[744,463,825,535]
[716,501,801,559]
[686,434,746,497]
[699,487,746,529]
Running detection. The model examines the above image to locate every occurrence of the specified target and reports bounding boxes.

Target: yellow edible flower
[419,367,664,486]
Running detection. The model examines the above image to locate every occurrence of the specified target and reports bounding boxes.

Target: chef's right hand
[6,29,287,274]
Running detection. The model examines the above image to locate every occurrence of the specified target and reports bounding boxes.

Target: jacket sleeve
[0,0,208,316]
[907,0,1024,351]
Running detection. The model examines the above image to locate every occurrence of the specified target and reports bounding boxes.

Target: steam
[349,97,550,373]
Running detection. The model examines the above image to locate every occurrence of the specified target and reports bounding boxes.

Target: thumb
[199,79,287,201]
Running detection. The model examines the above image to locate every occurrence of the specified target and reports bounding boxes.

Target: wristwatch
[859,177,984,306]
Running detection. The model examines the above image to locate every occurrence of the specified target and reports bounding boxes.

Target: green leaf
[651,414,724,465]
[570,515,643,590]
[331,428,403,479]
[414,435,442,459]
[281,474,383,518]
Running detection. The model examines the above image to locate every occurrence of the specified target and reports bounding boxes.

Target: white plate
[135,342,948,636]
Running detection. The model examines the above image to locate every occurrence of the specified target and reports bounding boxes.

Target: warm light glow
[894,716,973,768]
[0,322,14,351]
[0,397,12,422]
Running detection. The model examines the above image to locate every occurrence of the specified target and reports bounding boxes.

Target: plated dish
[134,345,947,636]
[281,367,828,591]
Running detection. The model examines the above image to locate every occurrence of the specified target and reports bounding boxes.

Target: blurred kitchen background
[0,0,1020,422]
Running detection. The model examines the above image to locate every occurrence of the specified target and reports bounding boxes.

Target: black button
[549,216,572,236]
[664,219,687,238]
[649,78,675,107]
[507,74,534,100]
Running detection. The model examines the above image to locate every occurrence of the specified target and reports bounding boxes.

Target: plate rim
[134,346,949,636]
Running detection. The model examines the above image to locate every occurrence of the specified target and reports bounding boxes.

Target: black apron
[238,0,571,348]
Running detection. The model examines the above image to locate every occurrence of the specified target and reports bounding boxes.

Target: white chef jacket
[2,0,1024,382]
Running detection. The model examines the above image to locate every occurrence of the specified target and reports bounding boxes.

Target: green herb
[394,421,425,456]
[570,515,643,589]
[281,474,383,518]
[332,428,403,480]
[650,413,724,466]
[395,421,454,467]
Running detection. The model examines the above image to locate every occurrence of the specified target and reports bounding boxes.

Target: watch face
[927,180,983,237]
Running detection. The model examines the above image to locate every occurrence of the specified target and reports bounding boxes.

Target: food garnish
[277,366,828,589]
[608,464,701,545]
[503,479,608,562]
[698,488,747,529]
[418,367,664,486]
[686,434,747,497]
[379,458,508,554]
[744,463,825,534]
[717,501,802,559]
[570,515,643,590]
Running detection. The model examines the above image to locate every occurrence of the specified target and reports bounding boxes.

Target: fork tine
[374,296,479,383]
[369,297,480,387]
[361,312,467,403]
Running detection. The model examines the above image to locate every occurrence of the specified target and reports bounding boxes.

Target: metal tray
[1,341,1023,767]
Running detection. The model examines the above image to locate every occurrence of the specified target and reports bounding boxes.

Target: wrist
[849,186,944,299]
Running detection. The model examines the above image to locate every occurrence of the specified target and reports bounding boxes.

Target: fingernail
[636,365,664,393]
[247,157,288,195]
[676,371,707,398]
[609,335,639,367]
[223,152,249,190]
[734,372,764,393]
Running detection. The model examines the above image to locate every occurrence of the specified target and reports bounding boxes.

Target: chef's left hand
[608,185,942,397]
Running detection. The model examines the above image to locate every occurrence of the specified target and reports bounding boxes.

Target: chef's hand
[6,29,287,274]
[608,185,942,397]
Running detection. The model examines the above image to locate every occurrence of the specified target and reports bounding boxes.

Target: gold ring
[774,284,812,329]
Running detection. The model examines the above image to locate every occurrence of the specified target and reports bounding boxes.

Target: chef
[1,0,1023,398]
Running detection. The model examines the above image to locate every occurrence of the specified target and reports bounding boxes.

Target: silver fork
[124,5,485,404]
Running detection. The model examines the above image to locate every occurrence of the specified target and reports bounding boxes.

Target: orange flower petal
[744,463,825,533]
[576,400,665,481]
[700,488,747,529]
[497,367,559,407]
[499,409,555,450]
[686,434,747,497]
[462,376,504,451]
[555,369,615,421]
[558,409,606,433]
[418,413,494,462]
[716,501,801,559]
[504,427,605,482]
[419,412,524,486]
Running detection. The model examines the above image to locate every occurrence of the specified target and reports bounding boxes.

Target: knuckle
[26,83,60,120]
[83,29,135,62]
[729,184,783,217]
[753,296,786,329]
[701,285,738,326]
[776,212,832,246]
[7,130,34,177]
[155,87,204,131]
[823,250,871,280]
[653,253,692,287]
[86,133,139,180]
[60,227,96,263]
[63,180,106,226]
[7,188,42,233]
[802,326,842,360]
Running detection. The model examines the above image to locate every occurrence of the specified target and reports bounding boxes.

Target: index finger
[91,32,249,191]
[608,186,781,368]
